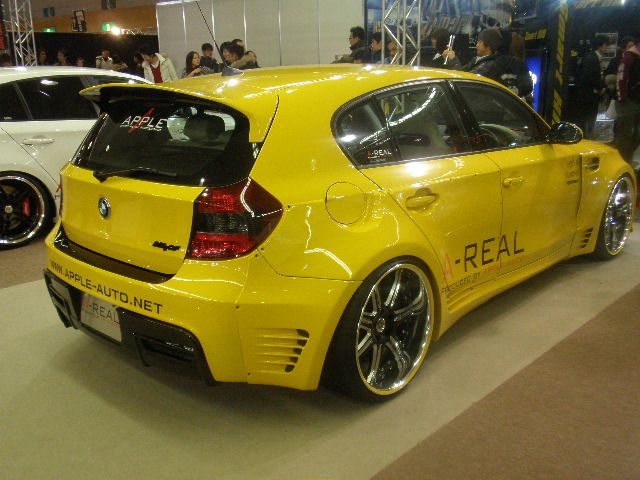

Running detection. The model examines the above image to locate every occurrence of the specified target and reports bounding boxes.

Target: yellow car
[43,65,636,400]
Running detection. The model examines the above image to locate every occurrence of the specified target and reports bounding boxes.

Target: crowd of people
[334,25,639,164]
[1,26,638,164]
[0,37,260,83]
[573,34,640,162]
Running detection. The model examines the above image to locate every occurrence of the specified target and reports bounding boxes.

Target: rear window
[74,97,256,187]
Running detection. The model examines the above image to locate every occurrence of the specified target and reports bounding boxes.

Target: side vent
[580,227,594,249]
[249,328,310,374]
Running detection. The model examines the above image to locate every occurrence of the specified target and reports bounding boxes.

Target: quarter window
[456,82,547,149]
[0,84,28,121]
[17,76,96,120]
[335,101,396,167]
[378,84,470,161]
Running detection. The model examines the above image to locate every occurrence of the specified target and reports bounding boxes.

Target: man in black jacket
[334,26,367,63]
[576,35,609,138]
[445,28,502,81]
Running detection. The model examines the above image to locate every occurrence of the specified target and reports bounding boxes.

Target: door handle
[503,176,524,187]
[23,137,55,145]
[405,189,438,210]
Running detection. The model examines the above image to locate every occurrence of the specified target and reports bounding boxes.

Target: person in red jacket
[615,35,640,161]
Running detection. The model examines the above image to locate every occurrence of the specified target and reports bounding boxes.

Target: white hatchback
[0,66,149,248]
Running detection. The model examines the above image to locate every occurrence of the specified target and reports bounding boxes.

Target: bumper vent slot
[249,328,310,373]
[580,227,594,248]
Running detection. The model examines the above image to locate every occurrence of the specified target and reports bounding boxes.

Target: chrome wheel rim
[0,175,47,246]
[356,264,432,394]
[603,176,634,256]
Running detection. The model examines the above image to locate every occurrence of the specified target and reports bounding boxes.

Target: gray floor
[1,231,640,479]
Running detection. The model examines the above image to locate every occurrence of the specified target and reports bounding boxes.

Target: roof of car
[81,64,498,142]
[0,66,145,83]
[176,64,483,100]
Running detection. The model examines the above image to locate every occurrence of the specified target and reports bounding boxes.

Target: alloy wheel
[0,175,48,247]
[603,176,634,256]
[355,263,432,394]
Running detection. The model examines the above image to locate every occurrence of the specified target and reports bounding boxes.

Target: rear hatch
[61,85,278,275]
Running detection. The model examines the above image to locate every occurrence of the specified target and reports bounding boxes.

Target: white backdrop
[156,0,363,71]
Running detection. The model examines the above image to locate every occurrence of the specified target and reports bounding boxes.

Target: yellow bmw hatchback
[43,65,636,400]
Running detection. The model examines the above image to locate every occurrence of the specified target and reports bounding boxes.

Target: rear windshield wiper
[93,167,178,182]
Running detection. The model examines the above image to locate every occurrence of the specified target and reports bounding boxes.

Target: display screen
[526,54,542,113]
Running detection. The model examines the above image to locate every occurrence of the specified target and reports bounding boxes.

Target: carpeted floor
[371,283,640,480]
[0,240,48,289]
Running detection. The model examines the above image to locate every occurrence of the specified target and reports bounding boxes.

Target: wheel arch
[320,252,444,391]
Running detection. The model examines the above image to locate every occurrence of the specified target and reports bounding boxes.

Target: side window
[86,76,143,86]
[335,101,396,167]
[456,82,547,149]
[17,76,97,120]
[378,84,470,161]
[0,84,28,121]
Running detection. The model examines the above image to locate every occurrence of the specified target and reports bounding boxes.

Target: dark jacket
[333,39,367,63]
[577,51,605,104]
[463,54,500,82]
[200,56,219,72]
[617,46,640,103]
[494,54,533,97]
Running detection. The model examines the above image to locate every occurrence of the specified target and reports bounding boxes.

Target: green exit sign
[43,27,56,32]
[101,22,115,32]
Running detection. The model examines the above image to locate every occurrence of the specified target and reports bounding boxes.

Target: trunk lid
[61,86,277,274]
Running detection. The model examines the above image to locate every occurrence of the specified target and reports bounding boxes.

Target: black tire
[322,257,435,401]
[0,172,53,250]
[592,175,635,260]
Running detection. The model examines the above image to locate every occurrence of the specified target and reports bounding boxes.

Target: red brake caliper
[22,197,31,217]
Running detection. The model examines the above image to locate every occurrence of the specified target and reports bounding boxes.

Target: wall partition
[156,0,363,69]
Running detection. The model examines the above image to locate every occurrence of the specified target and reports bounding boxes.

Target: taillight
[187,178,282,260]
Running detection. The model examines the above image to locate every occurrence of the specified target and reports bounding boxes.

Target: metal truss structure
[380,0,422,66]
[7,0,36,66]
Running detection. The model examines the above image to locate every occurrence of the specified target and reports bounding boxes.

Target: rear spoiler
[80,82,278,143]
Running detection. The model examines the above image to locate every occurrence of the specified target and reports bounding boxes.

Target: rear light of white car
[187,178,282,260]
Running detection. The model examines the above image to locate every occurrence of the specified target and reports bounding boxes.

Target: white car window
[17,76,96,120]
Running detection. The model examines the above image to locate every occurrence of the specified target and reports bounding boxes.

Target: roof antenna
[195,1,243,77]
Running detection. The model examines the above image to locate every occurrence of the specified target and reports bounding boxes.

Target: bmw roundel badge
[98,197,111,219]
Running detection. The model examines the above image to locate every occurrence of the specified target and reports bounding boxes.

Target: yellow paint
[46,65,637,391]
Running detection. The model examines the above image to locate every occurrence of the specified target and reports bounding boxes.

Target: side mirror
[547,122,583,144]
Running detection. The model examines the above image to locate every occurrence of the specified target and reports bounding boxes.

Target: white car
[0,66,149,248]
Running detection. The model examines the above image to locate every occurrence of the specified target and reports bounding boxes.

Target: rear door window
[377,84,471,161]
[17,76,97,120]
[74,98,255,187]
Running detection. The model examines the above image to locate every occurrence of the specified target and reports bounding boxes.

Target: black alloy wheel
[323,258,435,401]
[0,173,52,249]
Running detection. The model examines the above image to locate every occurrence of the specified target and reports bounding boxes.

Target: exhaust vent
[248,328,310,374]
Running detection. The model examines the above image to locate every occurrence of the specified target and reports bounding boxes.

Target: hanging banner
[421,0,514,38]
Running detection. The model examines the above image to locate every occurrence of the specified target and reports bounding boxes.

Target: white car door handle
[23,137,55,145]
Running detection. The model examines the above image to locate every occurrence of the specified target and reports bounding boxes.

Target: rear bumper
[44,270,215,384]
[44,223,360,390]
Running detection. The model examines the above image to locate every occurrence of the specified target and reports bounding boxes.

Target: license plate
[80,293,122,342]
